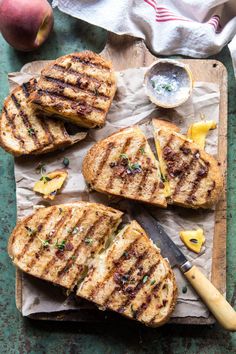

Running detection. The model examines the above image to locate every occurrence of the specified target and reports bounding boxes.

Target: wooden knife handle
[184,266,236,331]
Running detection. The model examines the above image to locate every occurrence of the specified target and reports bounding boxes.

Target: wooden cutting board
[16,33,227,325]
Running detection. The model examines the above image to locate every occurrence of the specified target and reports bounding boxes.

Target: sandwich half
[82,126,167,208]
[0,79,86,156]
[8,202,177,327]
[29,51,116,128]
[8,202,123,289]
[78,220,177,327]
[152,119,223,209]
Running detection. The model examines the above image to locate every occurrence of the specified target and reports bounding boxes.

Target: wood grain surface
[16,33,227,325]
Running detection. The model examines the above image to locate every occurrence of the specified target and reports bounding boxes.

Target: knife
[129,204,236,331]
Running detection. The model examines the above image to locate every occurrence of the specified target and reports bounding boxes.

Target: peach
[0,0,54,51]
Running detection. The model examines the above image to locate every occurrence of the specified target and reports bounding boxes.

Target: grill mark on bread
[27,210,72,271]
[43,75,110,100]
[63,216,118,289]
[40,118,54,144]
[20,83,54,146]
[15,208,56,261]
[56,212,90,280]
[102,249,149,307]
[119,142,145,196]
[185,162,209,204]
[117,259,161,314]
[88,237,141,300]
[36,89,105,114]
[71,55,111,71]
[162,134,173,151]
[149,273,173,324]
[172,156,197,197]
[11,93,41,148]
[2,107,25,148]
[206,181,216,198]
[66,217,117,289]
[92,142,115,185]
[54,215,106,280]
[21,82,31,98]
[135,147,152,197]
[53,64,112,87]
[148,182,159,202]
[106,137,132,190]
[56,209,101,279]
[134,272,170,319]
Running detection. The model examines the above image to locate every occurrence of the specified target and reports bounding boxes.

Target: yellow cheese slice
[153,136,171,197]
[187,120,216,149]
[33,170,68,200]
[179,228,205,253]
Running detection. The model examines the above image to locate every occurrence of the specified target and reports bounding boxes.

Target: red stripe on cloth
[144,0,156,10]
[156,17,191,22]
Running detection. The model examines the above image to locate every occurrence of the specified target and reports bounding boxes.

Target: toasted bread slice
[8,202,123,290]
[0,79,87,156]
[82,126,167,207]
[29,51,116,128]
[78,220,177,327]
[152,119,223,208]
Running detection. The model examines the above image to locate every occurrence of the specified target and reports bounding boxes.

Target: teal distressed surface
[0,6,236,354]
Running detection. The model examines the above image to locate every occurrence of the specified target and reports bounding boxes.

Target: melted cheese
[187,120,216,149]
[153,133,171,197]
[33,170,68,200]
[179,228,205,253]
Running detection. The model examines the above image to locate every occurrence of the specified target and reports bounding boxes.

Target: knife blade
[128,204,192,272]
[127,203,236,331]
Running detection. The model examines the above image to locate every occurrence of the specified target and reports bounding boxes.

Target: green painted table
[0,7,236,354]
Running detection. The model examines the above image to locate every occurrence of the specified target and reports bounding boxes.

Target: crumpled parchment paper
[9,62,220,319]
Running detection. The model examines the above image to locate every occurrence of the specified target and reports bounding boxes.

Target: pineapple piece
[179,228,205,254]
[187,120,217,149]
[33,169,68,200]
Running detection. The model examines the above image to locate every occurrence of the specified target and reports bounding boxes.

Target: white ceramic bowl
[144,59,193,108]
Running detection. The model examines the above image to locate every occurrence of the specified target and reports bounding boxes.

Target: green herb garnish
[142,275,149,284]
[35,162,46,175]
[139,147,145,155]
[62,157,70,168]
[72,226,79,235]
[160,173,167,183]
[119,154,142,174]
[120,153,129,160]
[84,238,93,245]
[150,279,156,286]
[25,226,36,237]
[40,175,52,184]
[161,83,174,92]
[42,239,50,248]
[71,255,76,260]
[55,240,66,251]
[151,80,175,93]
[28,128,35,136]
[182,285,188,294]
[130,162,142,171]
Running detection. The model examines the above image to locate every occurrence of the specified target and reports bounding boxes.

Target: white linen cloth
[52,0,236,75]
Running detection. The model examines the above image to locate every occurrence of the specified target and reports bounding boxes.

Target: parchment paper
[9,62,220,319]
